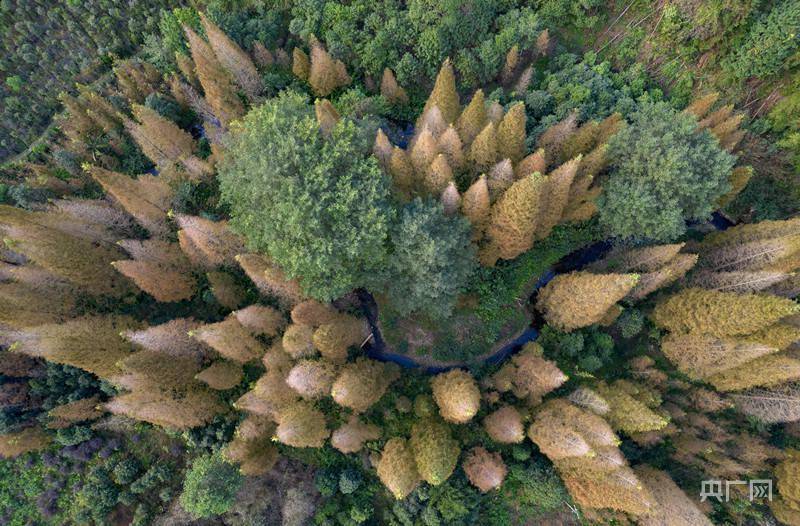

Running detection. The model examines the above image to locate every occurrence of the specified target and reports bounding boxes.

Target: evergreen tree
[537,271,639,332]
[180,454,244,518]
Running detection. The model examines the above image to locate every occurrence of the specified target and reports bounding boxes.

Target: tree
[331,358,400,413]
[179,454,243,519]
[469,123,498,173]
[381,199,477,319]
[536,272,639,332]
[456,89,487,145]
[219,91,394,301]
[308,42,350,96]
[497,103,526,162]
[422,60,460,124]
[410,417,460,486]
[431,369,481,423]
[275,401,330,448]
[200,13,262,100]
[485,172,546,262]
[729,385,800,423]
[285,360,338,400]
[331,416,381,453]
[462,447,507,493]
[599,101,736,241]
[377,438,420,499]
[635,466,713,526]
[483,406,525,444]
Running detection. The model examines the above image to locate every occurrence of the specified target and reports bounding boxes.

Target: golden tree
[410,417,460,486]
[485,172,546,262]
[308,42,350,96]
[207,271,247,309]
[496,103,526,162]
[380,68,408,104]
[196,360,244,390]
[462,447,507,492]
[331,358,400,413]
[331,415,381,454]
[282,323,316,359]
[536,272,639,332]
[292,47,310,80]
[275,400,330,448]
[438,125,465,170]
[422,59,460,124]
[468,122,498,173]
[285,359,338,400]
[483,405,525,444]
[290,299,340,327]
[377,438,421,499]
[191,317,266,363]
[234,304,286,337]
[440,182,462,216]
[536,156,581,239]
[456,89,487,145]
[431,369,481,424]
[462,175,490,238]
[200,13,262,100]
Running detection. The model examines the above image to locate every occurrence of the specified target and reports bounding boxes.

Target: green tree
[381,198,477,319]
[219,91,394,301]
[598,101,735,241]
[179,453,243,519]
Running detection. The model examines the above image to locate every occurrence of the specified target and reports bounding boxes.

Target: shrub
[599,101,735,241]
[179,454,243,518]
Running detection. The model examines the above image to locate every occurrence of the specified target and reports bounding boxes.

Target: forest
[1,0,800,525]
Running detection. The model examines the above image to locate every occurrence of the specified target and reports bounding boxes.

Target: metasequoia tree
[174,215,244,269]
[123,318,211,361]
[537,272,639,332]
[462,447,507,492]
[422,59,460,124]
[594,381,669,435]
[377,438,421,499]
[184,25,244,127]
[313,316,368,363]
[191,317,266,363]
[233,304,285,337]
[456,89,487,145]
[235,253,306,308]
[469,122,498,172]
[207,271,247,310]
[484,172,546,262]
[635,466,713,526]
[196,361,244,390]
[282,323,316,359]
[440,182,461,215]
[292,47,310,80]
[331,416,381,454]
[200,13,262,100]
[651,288,800,337]
[285,359,338,400]
[431,369,481,423]
[291,299,340,327]
[496,103,526,162]
[106,388,225,430]
[0,427,51,458]
[236,369,299,421]
[729,384,800,423]
[47,396,103,429]
[308,42,350,96]
[331,358,400,413]
[490,343,567,405]
[380,68,408,104]
[224,431,279,476]
[111,259,197,302]
[275,400,330,448]
[536,156,581,239]
[483,405,525,444]
[410,417,460,486]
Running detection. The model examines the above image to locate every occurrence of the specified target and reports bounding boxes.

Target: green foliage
[599,101,736,241]
[724,0,800,80]
[179,453,243,519]
[616,308,644,339]
[539,324,615,374]
[532,0,604,29]
[381,198,476,320]
[219,91,394,301]
[338,468,363,495]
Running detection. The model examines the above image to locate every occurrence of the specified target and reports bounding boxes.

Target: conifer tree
[184,26,244,127]
[469,122,498,173]
[236,253,306,308]
[483,405,525,444]
[456,89,487,145]
[701,217,800,248]
[331,416,381,454]
[312,316,368,363]
[506,343,568,405]
[691,270,790,293]
[275,400,329,448]
[594,381,669,434]
[174,215,245,268]
[224,430,279,476]
[286,359,338,400]
[237,369,298,421]
[388,146,416,197]
[515,149,547,179]
[463,447,507,493]
[537,156,581,239]
[438,125,465,170]
[377,438,421,499]
[331,358,400,413]
[486,100,504,125]
[708,354,800,391]
[290,300,340,327]
[559,121,599,164]
[111,260,197,302]
[650,288,800,337]
[496,103,526,162]
[661,334,778,381]
[462,175,491,238]
[500,45,519,85]
[251,43,275,68]
[47,396,104,429]
[123,318,210,361]
[423,59,460,124]
[282,323,316,359]
[590,243,686,273]
[635,466,714,526]
[537,272,639,332]
[410,417,460,486]
[234,304,286,337]
[684,92,720,120]
[125,103,202,178]
[718,166,753,208]
[440,182,462,216]
[431,369,481,423]
[114,59,160,104]
[485,172,546,261]
[627,253,698,301]
[308,43,350,96]
[424,153,453,195]
[207,271,247,310]
[537,112,578,166]
[487,159,514,200]
[191,317,266,363]
[87,166,171,237]
[514,65,534,93]
[373,128,393,167]
[0,427,51,458]
[200,13,262,101]
[410,128,439,176]
[314,99,340,138]
[196,361,244,391]
[292,48,310,80]
[419,106,448,138]
[380,68,408,104]
[729,385,800,423]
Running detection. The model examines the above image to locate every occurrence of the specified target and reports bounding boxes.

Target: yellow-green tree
[410,417,460,486]
[377,438,421,499]
[485,172,546,262]
[496,103,526,162]
[422,59,460,124]
[431,369,481,423]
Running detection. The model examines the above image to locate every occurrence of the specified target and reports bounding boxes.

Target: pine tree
[292,47,310,80]
[424,153,453,195]
[463,447,507,492]
[200,13,262,101]
[441,182,462,216]
[536,156,581,239]
[315,99,340,138]
[486,172,546,261]
[431,369,481,423]
[275,401,330,448]
[456,89,487,145]
[496,103,526,162]
[331,358,399,413]
[308,43,350,96]
[331,415,381,454]
[285,359,338,400]
[515,149,547,179]
[483,405,525,444]
[191,317,266,363]
[196,360,244,391]
[650,288,800,337]
[438,125,465,170]
[410,417,460,486]
[537,272,639,332]
[377,438,420,499]
[380,68,408,104]
[87,166,171,237]
[423,59,460,124]
[469,122,498,173]
[184,25,244,127]
[462,175,491,238]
